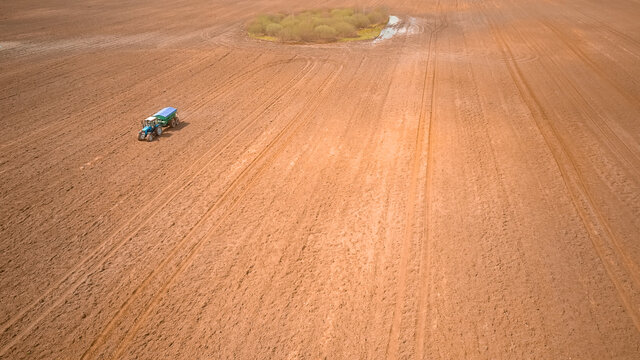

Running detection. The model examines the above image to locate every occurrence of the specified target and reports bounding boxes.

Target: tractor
[138,107,180,142]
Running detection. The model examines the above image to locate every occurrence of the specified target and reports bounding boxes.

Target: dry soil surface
[1,0,640,358]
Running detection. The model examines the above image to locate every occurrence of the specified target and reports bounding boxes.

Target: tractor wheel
[170,118,176,128]
[175,116,180,125]
[156,127,162,136]
[138,132,145,141]
[147,133,154,142]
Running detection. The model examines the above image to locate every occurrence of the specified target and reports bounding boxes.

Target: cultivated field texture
[1,0,639,358]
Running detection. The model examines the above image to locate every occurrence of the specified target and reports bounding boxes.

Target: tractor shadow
[174,121,189,130]
[160,121,190,138]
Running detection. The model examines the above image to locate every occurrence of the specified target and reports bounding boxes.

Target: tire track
[82,63,342,360]
[210,55,366,358]
[1,51,156,103]
[414,11,446,360]
[111,64,342,360]
[512,21,640,287]
[481,5,640,333]
[501,10,640,285]
[539,19,640,111]
[559,0,640,54]
[0,56,306,247]
[340,43,409,358]
[0,0,247,91]
[0,50,217,152]
[0,51,258,269]
[0,51,277,175]
[0,51,263,230]
[502,0,640,295]
[0,56,307,309]
[0,55,310,325]
[0,58,315,356]
[1,47,219,151]
[311,51,400,356]
[345,17,421,354]
[385,7,443,358]
[462,3,556,350]
[0,52,178,143]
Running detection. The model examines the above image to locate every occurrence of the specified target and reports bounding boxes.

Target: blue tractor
[138,107,180,142]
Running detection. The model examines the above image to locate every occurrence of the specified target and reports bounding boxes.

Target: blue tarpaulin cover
[153,107,177,119]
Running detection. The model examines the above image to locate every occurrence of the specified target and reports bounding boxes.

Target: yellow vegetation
[247,7,389,43]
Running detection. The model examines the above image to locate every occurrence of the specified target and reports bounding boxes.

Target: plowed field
[1,0,639,358]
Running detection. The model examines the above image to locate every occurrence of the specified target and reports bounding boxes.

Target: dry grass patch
[247,7,389,43]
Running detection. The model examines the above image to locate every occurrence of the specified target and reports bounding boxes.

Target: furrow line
[88,63,341,360]
[502,0,640,295]
[540,20,640,111]
[0,50,217,151]
[505,12,640,282]
[385,9,441,358]
[0,59,314,355]
[414,11,444,359]
[483,8,640,333]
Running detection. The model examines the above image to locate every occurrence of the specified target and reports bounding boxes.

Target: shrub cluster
[247,7,389,43]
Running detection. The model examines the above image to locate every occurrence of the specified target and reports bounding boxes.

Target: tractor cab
[142,116,158,127]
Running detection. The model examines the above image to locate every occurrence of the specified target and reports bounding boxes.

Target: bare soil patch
[1,0,639,358]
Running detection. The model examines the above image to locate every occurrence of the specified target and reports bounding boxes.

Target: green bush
[265,23,283,36]
[348,13,371,28]
[333,21,357,37]
[295,20,315,41]
[280,15,298,28]
[314,25,337,40]
[312,16,331,27]
[249,7,388,43]
[278,26,300,41]
[247,21,264,34]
